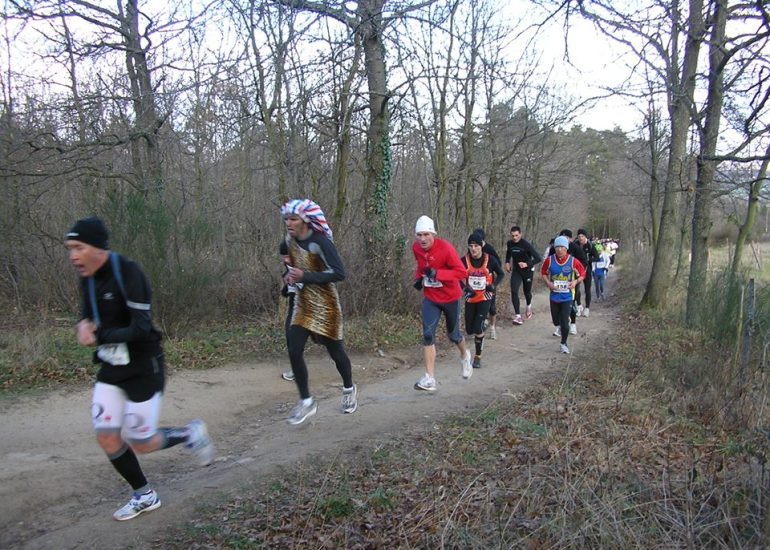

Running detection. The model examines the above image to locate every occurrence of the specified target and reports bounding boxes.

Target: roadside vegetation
[0,310,418,393]
[149,264,770,548]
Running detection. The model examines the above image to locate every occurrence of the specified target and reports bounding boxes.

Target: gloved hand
[484,285,495,301]
[413,278,423,290]
[423,267,437,279]
[463,286,475,300]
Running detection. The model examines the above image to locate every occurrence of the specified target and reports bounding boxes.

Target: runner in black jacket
[66,217,213,522]
[575,228,600,317]
[504,225,542,325]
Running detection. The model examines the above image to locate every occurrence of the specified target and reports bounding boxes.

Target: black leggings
[549,301,572,345]
[509,269,534,315]
[575,274,592,308]
[465,300,492,335]
[286,324,353,399]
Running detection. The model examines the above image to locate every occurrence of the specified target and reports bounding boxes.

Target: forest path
[1,281,619,549]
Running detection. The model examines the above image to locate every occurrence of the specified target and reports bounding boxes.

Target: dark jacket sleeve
[300,235,346,285]
[526,240,543,267]
[97,260,155,345]
[570,242,588,265]
[489,255,505,287]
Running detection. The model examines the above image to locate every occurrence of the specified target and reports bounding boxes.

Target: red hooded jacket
[412,238,465,303]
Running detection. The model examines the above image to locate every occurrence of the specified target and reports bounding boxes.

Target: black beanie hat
[559,228,573,238]
[468,232,484,246]
[66,217,109,249]
[577,228,588,237]
[473,228,485,241]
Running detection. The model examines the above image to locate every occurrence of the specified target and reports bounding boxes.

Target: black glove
[484,285,495,301]
[413,278,423,290]
[423,267,437,279]
[463,286,475,300]
[281,284,289,297]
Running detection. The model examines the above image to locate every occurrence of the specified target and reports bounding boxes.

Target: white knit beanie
[415,215,436,235]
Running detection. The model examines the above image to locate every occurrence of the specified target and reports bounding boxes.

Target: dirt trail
[0,286,618,549]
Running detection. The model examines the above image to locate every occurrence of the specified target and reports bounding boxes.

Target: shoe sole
[188,420,214,466]
[287,404,317,425]
[281,372,295,381]
[342,386,358,414]
[114,499,161,521]
[414,383,436,392]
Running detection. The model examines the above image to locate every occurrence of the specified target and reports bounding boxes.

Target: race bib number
[553,280,570,293]
[468,275,486,291]
[97,343,130,366]
[423,276,443,288]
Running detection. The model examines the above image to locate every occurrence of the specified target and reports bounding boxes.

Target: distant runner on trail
[411,215,472,391]
[575,229,600,317]
[472,228,502,339]
[281,199,357,424]
[65,217,213,522]
[504,225,542,325]
[541,235,586,355]
[461,232,505,370]
[593,244,612,300]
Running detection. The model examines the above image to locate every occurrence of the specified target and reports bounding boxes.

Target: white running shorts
[91,382,163,443]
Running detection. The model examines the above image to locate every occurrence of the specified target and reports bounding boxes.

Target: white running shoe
[525,305,533,319]
[186,419,214,466]
[414,373,437,392]
[113,489,161,521]
[513,315,523,325]
[488,325,497,340]
[583,308,590,317]
[569,323,577,335]
[342,385,358,414]
[281,370,295,381]
[552,326,561,337]
[287,398,317,425]
[461,350,473,379]
[560,343,570,354]
[576,305,584,316]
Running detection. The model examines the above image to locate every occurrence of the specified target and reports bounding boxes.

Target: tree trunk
[121,0,164,196]
[357,0,391,240]
[641,0,705,309]
[686,0,727,322]
[732,143,770,274]
[332,39,362,225]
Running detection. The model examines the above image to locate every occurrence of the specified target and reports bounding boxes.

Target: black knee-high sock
[475,335,484,356]
[108,444,147,491]
[158,427,189,449]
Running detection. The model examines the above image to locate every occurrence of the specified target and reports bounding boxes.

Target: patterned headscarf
[280,199,333,240]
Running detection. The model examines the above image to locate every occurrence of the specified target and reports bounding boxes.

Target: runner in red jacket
[411,215,472,391]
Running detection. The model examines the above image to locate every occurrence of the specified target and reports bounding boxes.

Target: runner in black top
[504,225,542,325]
[66,217,213,522]
[575,228,600,317]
